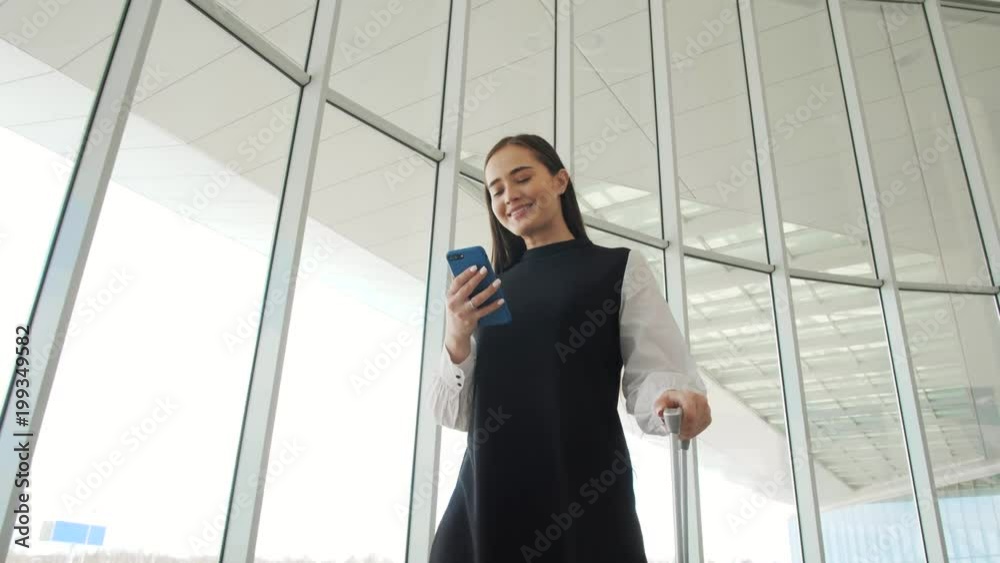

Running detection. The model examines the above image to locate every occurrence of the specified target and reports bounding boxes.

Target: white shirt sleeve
[620,249,707,437]
[429,334,478,432]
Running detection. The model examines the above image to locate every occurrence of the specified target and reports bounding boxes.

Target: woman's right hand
[445,265,505,345]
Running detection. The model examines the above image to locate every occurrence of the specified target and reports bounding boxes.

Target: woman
[429,134,711,562]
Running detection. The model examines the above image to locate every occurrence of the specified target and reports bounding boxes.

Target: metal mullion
[648,0,705,560]
[407,0,472,560]
[326,89,445,162]
[788,268,885,289]
[827,0,949,561]
[0,0,161,551]
[185,0,310,85]
[897,280,1000,295]
[218,2,341,562]
[738,1,827,561]
[555,0,573,167]
[684,245,777,275]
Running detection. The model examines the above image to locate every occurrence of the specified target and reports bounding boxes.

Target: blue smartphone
[446,245,513,326]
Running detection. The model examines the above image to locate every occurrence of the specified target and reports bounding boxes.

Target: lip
[508,202,534,219]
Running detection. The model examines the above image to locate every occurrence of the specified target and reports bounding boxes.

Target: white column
[827,0,949,561]
[0,0,161,551]
[737,1,826,561]
[648,0,705,560]
[407,0,473,561]
[218,2,342,562]
[555,0,574,167]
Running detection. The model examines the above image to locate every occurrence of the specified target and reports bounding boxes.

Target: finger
[475,296,506,319]
[449,265,484,297]
[653,392,681,419]
[456,266,489,301]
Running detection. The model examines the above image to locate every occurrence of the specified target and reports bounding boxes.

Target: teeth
[511,203,532,218]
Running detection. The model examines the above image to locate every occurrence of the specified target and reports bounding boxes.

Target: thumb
[653,390,683,419]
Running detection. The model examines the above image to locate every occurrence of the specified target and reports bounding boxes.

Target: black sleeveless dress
[430,237,648,563]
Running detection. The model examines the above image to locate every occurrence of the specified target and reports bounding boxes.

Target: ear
[554,168,570,195]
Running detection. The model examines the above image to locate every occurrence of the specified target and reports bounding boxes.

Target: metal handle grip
[663,407,690,562]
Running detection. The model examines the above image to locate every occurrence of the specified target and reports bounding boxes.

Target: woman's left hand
[653,390,711,441]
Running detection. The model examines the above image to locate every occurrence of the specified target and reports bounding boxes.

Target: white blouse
[429,248,707,435]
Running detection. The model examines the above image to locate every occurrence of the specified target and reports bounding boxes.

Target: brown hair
[483,134,589,274]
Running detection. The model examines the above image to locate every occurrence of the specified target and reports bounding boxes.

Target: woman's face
[484,144,568,237]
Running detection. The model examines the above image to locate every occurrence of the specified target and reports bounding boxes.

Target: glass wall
[667,0,768,263]
[685,257,800,562]
[255,106,437,561]
[573,1,662,238]
[6,0,297,558]
[329,0,450,146]
[756,0,875,277]
[844,0,991,287]
[942,7,1000,230]
[4,0,999,562]
[901,291,1000,562]
[0,0,126,410]
[791,279,923,561]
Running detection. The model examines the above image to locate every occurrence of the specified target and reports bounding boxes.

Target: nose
[504,186,521,207]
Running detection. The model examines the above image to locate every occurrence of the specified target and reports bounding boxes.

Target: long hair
[483,134,589,274]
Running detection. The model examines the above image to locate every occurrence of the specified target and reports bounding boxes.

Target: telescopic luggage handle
[663,407,691,563]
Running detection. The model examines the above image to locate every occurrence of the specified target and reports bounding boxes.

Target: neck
[522,226,575,250]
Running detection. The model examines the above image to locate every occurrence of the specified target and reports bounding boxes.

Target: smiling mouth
[509,203,534,219]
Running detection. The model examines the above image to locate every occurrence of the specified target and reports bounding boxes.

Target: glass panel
[685,257,800,562]
[460,0,555,170]
[0,0,125,412]
[667,0,769,263]
[901,291,1000,561]
[573,2,661,239]
[844,1,990,287]
[756,0,876,278]
[791,279,923,561]
[434,175,492,528]
[218,0,316,69]
[255,105,438,561]
[942,7,1000,234]
[5,1,298,559]
[329,0,450,146]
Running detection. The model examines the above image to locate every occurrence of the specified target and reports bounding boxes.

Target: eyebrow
[488,165,533,190]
